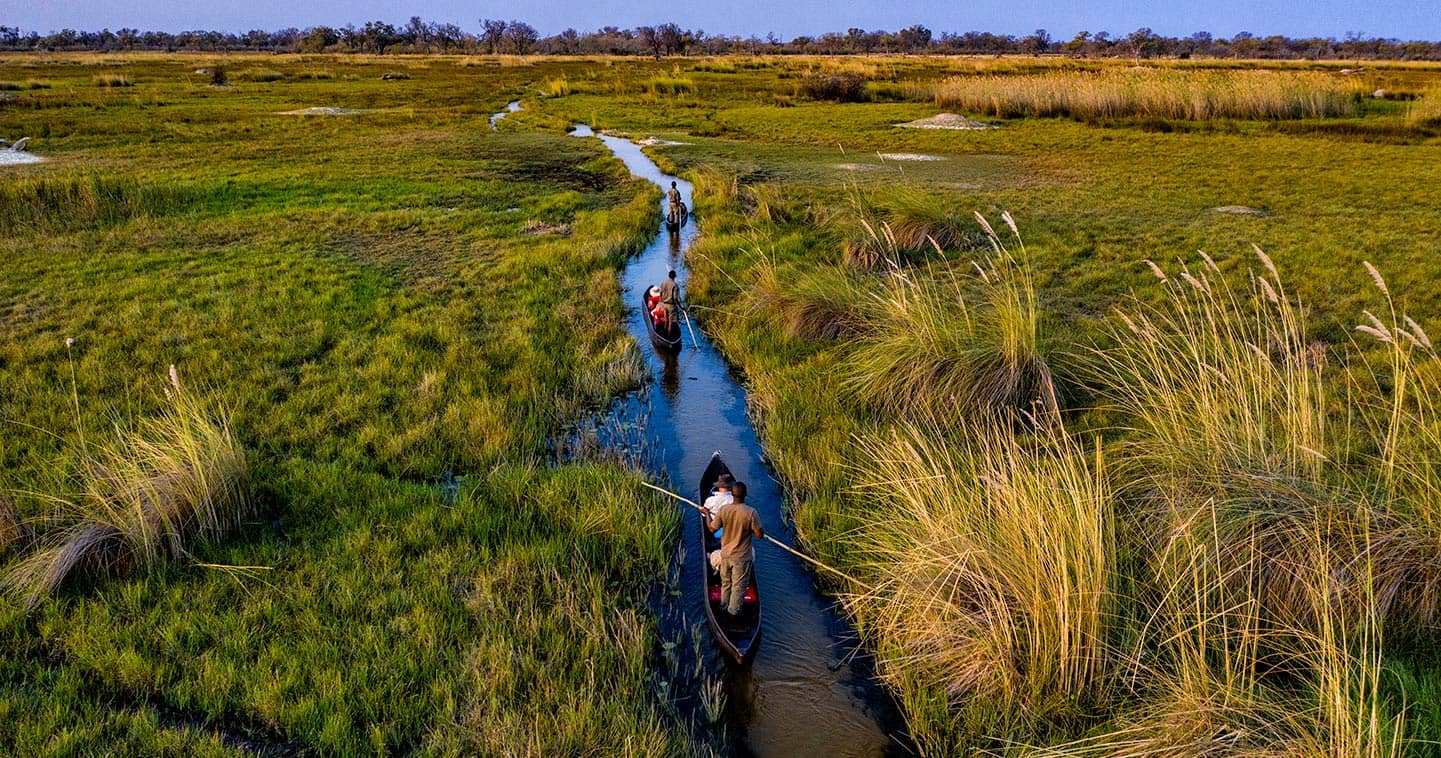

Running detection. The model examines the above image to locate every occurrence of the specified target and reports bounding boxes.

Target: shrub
[92,74,134,88]
[798,71,867,102]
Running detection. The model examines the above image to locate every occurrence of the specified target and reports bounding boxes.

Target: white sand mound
[1212,205,1272,217]
[0,152,44,166]
[637,136,687,147]
[877,153,946,161]
[276,107,365,116]
[897,113,996,130]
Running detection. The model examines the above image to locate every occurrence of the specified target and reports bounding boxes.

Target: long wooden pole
[680,306,700,349]
[640,480,872,591]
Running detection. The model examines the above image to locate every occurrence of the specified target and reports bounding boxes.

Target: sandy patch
[835,163,880,172]
[1212,205,1271,217]
[276,107,366,116]
[637,137,688,147]
[897,113,997,131]
[877,153,946,162]
[0,152,44,166]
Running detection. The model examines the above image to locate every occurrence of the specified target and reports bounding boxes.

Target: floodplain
[3,51,1441,755]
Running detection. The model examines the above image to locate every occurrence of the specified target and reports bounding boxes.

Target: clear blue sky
[8,0,1437,41]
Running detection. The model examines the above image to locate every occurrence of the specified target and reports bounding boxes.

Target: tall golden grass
[847,419,1114,747]
[829,246,1424,753]
[925,69,1365,120]
[4,368,251,609]
[1406,88,1441,127]
[845,214,1058,420]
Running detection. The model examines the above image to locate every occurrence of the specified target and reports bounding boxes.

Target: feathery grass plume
[841,187,978,270]
[1349,264,1441,633]
[1090,249,1327,490]
[4,368,251,609]
[846,418,1114,749]
[1085,250,1359,634]
[1040,506,1404,757]
[845,216,1058,420]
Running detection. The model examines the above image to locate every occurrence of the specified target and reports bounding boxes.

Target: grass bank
[521,56,1441,752]
[0,53,695,753]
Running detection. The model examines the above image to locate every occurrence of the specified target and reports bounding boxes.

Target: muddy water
[571,124,907,756]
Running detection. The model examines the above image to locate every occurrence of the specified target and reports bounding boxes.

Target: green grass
[0,53,693,753]
[7,51,1441,755]
[522,55,1441,754]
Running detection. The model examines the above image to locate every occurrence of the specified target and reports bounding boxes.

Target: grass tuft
[844,217,1058,420]
[92,73,134,87]
[744,257,869,340]
[847,419,1114,748]
[4,369,251,610]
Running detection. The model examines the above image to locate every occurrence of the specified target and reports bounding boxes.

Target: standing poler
[707,481,763,616]
[658,268,681,329]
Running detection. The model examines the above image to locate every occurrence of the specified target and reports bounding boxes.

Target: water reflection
[572,124,908,756]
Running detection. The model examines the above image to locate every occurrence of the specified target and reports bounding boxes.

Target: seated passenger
[704,473,734,519]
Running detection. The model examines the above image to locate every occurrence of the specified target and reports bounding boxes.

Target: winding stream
[569,124,906,755]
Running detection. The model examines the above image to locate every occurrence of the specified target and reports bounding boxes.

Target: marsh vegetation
[4,50,1441,754]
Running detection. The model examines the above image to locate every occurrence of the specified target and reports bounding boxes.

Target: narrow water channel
[570,124,907,756]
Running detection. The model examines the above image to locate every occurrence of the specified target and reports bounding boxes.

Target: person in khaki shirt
[658,269,681,328]
[706,481,763,616]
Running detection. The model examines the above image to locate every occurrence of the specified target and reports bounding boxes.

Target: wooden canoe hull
[642,289,683,352]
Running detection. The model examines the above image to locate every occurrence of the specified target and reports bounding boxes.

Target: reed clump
[847,418,1114,748]
[92,73,134,88]
[643,76,694,96]
[3,368,251,610]
[928,69,1362,121]
[0,174,202,234]
[1406,88,1441,128]
[842,188,978,270]
[744,258,869,341]
[844,214,1059,420]
[238,68,285,82]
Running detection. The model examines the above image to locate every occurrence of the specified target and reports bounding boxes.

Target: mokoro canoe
[698,452,761,662]
[666,202,688,231]
[641,288,683,352]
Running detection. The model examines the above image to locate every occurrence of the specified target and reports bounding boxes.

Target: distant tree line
[0,20,1437,60]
